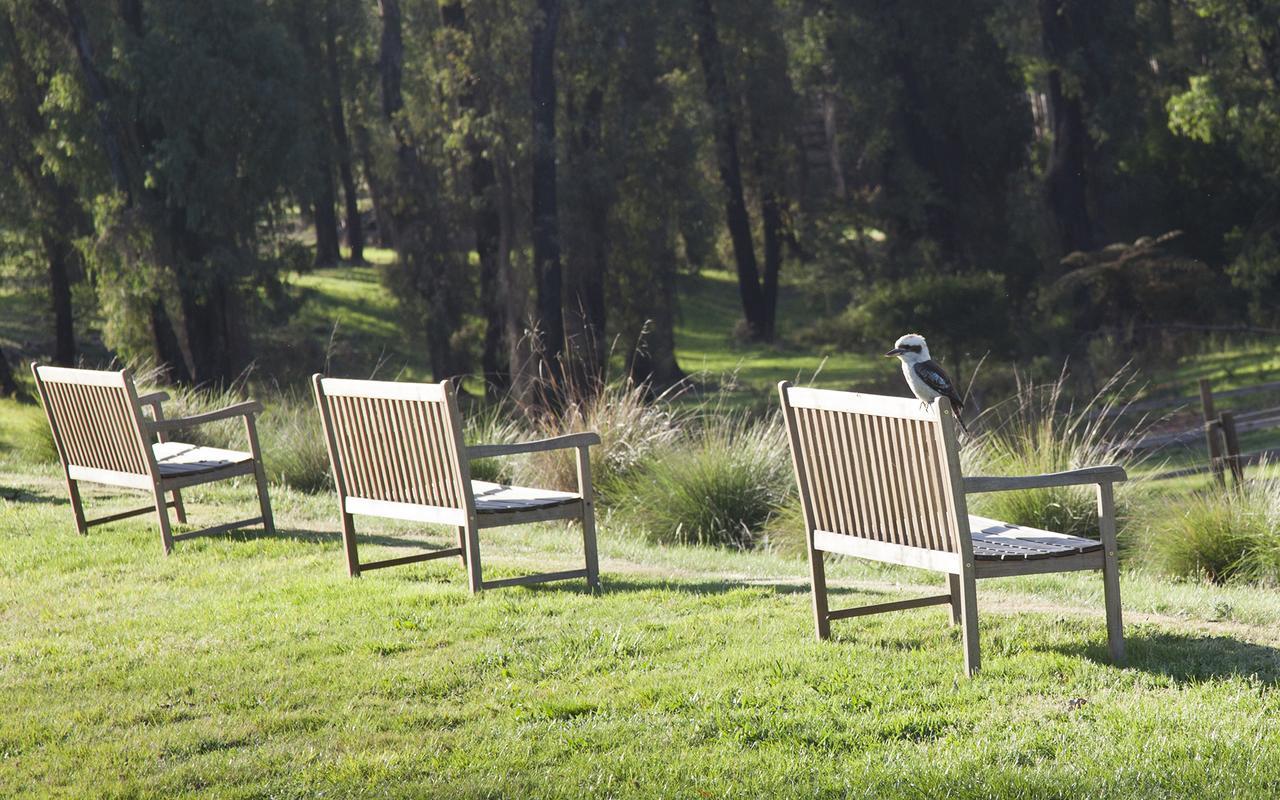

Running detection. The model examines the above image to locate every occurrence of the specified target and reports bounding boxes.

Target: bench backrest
[778,383,967,554]
[312,376,471,511]
[32,365,152,479]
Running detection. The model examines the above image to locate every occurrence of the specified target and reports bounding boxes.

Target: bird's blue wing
[913,361,955,398]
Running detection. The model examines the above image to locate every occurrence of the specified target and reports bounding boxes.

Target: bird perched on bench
[884,333,969,433]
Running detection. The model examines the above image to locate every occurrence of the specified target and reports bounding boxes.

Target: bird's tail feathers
[951,400,970,435]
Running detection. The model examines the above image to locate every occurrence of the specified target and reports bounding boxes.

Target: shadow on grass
[0,486,63,504]
[1057,631,1280,685]
[584,575,897,601]
[226,526,462,552]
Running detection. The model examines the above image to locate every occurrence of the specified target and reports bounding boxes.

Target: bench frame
[778,382,1125,676]
[31,364,274,554]
[312,375,600,592]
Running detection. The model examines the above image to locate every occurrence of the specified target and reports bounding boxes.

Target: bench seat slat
[968,515,1102,561]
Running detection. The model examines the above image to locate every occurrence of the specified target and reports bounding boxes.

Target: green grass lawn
[7,251,1280,796]
[4,445,1280,797]
[674,270,888,410]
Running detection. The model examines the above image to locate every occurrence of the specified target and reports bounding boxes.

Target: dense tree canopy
[3,0,1279,389]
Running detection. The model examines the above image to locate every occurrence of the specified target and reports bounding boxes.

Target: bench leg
[252,464,274,535]
[171,489,187,524]
[341,512,360,577]
[153,485,174,555]
[1098,483,1125,664]
[455,526,468,567]
[958,569,980,676]
[948,573,962,625]
[581,506,601,593]
[463,523,483,593]
[66,479,87,535]
[808,536,831,641]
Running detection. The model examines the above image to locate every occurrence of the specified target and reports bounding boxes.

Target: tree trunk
[377,0,463,381]
[42,232,77,366]
[629,250,685,390]
[354,121,391,248]
[3,11,80,366]
[61,0,133,197]
[325,2,363,264]
[563,86,609,386]
[694,0,767,340]
[312,172,341,267]
[531,0,565,381]
[1040,0,1096,254]
[441,0,506,392]
[0,345,18,398]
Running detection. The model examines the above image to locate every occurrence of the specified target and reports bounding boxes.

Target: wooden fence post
[1199,379,1226,487]
[1220,411,1244,485]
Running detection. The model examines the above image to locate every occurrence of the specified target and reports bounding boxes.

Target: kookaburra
[884,333,968,432]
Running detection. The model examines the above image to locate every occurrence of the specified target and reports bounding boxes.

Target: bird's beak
[884,348,906,357]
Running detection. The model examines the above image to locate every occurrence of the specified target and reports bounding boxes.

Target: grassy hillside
[6,257,1280,796]
[3,458,1280,797]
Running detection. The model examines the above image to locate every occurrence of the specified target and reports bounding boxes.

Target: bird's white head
[884,333,930,364]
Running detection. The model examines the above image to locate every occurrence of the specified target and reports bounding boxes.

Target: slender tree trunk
[1040,0,1096,254]
[325,3,363,264]
[629,250,685,390]
[313,172,341,267]
[531,0,564,380]
[694,0,767,339]
[354,121,391,248]
[563,86,608,385]
[0,345,18,398]
[377,0,462,381]
[441,0,506,392]
[61,0,132,198]
[747,96,785,342]
[42,233,77,365]
[298,6,340,268]
[3,12,80,366]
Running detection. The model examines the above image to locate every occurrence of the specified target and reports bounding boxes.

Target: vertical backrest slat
[826,407,855,536]
[852,412,886,543]
[314,377,468,511]
[33,366,151,477]
[779,384,960,554]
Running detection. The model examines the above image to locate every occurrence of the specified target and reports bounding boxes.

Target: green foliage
[617,414,792,549]
[1146,476,1280,585]
[821,272,1011,360]
[1043,234,1233,343]
[512,377,687,497]
[964,368,1148,540]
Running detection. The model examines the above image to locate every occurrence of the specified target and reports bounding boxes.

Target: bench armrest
[136,391,170,408]
[147,400,263,433]
[963,465,1127,494]
[467,432,601,460]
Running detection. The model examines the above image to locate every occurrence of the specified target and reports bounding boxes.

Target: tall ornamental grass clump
[513,377,686,497]
[1146,474,1280,585]
[963,368,1149,540]
[617,413,792,549]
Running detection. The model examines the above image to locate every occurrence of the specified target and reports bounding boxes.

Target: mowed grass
[675,270,888,409]
[4,445,1280,797]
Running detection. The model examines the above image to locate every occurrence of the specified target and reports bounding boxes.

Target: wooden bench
[778,382,1125,676]
[31,364,274,553]
[312,375,601,592]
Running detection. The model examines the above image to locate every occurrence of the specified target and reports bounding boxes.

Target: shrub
[617,414,792,549]
[255,393,332,492]
[962,367,1149,540]
[464,403,527,484]
[143,382,332,492]
[514,378,686,497]
[1146,476,1280,585]
[814,271,1012,359]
